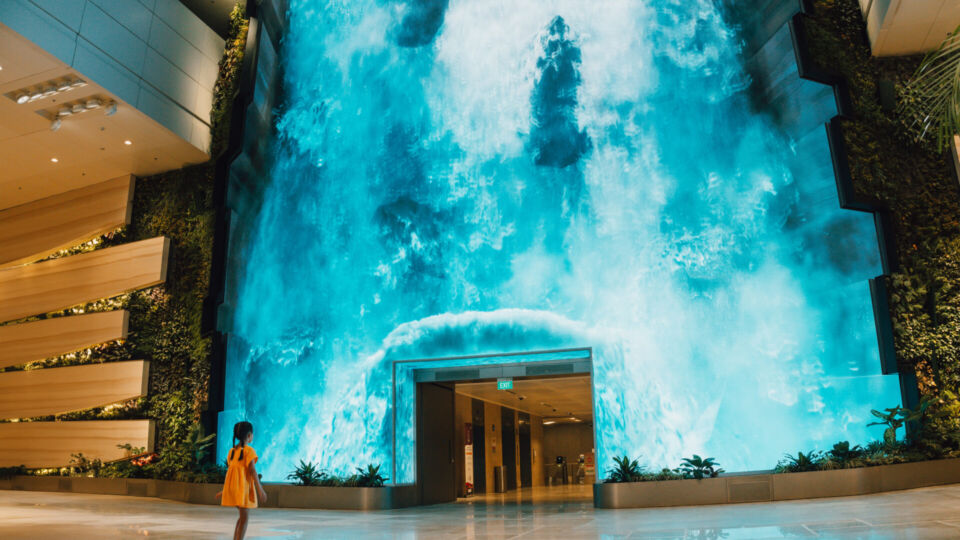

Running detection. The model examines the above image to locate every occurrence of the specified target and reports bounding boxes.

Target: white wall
[860,0,960,57]
[1,0,224,152]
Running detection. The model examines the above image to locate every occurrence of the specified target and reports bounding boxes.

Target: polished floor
[4,483,960,539]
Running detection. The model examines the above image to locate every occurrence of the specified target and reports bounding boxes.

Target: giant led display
[220,0,900,482]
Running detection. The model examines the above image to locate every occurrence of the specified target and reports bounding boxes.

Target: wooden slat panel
[0,236,169,324]
[0,310,129,369]
[0,360,148,420]
[0,176,134,268]
[0,420,154,467]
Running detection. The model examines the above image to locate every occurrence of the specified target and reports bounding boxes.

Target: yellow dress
[221,445,259,508]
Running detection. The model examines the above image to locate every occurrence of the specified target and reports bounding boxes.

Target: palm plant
[604,455,645,483]
[898,25,960,151]
[355,464,387,487]
[776,451,822,473]
[675,455,723,479]
[287,460,326,486]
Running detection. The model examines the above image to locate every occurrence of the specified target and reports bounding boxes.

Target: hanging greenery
[898,26,960,152]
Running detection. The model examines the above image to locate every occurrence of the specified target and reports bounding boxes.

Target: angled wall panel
[0,236,169,324]
[0,360,149,420]
[0,310,129,369]
[0,420,154,467]
[0,175,134,268]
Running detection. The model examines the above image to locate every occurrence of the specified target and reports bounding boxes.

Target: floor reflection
[4,483,960,539]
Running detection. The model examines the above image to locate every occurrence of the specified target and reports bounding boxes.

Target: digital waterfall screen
[220,0,900,483]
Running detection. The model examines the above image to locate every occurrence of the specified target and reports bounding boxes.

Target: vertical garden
[0,5,249,481]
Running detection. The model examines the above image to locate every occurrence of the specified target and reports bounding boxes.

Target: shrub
[0,465,27,480]
[288,460,326,486]
[675,455,724,479]
[775,451,823,473]
[604,455,645,483]
[354,464,387,487]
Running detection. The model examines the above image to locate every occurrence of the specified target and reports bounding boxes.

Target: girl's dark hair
[229,421,253,461]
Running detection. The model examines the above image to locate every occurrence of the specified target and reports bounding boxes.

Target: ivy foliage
[804,0,960,454]
[2,4,249,483]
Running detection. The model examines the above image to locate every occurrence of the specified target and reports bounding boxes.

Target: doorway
[413,361,596,506]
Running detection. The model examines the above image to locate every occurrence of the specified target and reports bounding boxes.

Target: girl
[216,421,267,540]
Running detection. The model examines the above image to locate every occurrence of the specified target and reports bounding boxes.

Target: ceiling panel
[456,375,594,424]
[0,22,208,211]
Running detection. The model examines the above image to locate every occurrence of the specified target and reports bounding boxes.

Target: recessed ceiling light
[124,140,132,145]
[15,94,28,104]
[50,158,58,163]
[85,99,102,110]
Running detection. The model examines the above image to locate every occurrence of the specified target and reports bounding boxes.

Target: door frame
[391,347,594,490]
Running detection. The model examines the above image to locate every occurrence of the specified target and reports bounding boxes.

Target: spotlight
[29,91,43,101]
[85,98,102,110]
[104,101,118,116]
[50,118,61,131]
[57,107,72,117]
[50,157,58,163]
[123,140,132,145]
[15,94,28,104]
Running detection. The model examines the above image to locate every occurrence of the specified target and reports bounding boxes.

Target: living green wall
[804,0,960,456]
[0,5,248,481]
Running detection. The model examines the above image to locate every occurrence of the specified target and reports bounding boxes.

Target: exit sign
[497,378,513,390]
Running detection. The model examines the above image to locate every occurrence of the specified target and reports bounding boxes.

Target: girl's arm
[248,460,267,502]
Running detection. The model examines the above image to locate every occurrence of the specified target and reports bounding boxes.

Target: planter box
[0,475,418,510]
[594,458,960,509]
[273,484,417,510]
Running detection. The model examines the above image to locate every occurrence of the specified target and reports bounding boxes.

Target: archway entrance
[401,349,596,505]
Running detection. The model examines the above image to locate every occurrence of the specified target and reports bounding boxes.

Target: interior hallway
[458,484,593,505]
[6,483,960,538]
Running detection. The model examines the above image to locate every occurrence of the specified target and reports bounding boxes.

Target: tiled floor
[4,483,960,539]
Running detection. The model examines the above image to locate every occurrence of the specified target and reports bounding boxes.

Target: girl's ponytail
[231,421,253,461]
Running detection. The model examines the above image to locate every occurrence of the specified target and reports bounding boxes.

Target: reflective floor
[5,483,960,539]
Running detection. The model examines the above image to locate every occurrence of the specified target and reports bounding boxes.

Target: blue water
[220,0,900,482]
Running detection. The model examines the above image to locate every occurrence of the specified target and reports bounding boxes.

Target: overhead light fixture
[50,157,58,163]
[71,103,84,114]
[123,140,132,145]
[50,118,61,131]
[85,98,102,110]
[57,107,72,117]
[104,101,118,116]
[10,78,90,105]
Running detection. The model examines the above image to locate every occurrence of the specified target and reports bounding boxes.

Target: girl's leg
[234,507,249,540]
